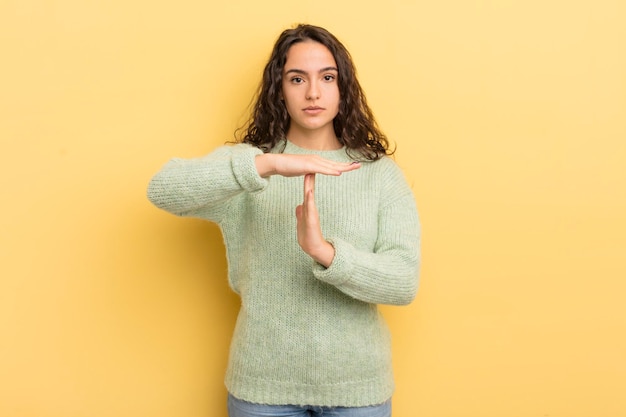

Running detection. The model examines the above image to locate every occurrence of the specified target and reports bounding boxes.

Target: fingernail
[350,161,360,165]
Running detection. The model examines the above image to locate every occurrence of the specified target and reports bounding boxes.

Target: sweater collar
[278,139,351,161]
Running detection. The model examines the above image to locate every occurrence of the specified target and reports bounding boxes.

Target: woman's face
[281,40,340,139]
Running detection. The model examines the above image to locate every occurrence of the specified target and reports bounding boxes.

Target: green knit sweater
[147,140,420,407]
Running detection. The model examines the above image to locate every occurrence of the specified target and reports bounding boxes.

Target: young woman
[148,24,420,417]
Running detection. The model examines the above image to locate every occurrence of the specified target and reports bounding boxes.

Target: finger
[309,161,342,176]
[302,174,308,202]
[307,158,359,176]
[346,161,361,171]
[328,161,361,175]
[307,174,317,209]
[303,173,314,201]
[307,173,315,193]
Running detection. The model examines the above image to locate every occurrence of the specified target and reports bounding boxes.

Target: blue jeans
[227,394,392,417]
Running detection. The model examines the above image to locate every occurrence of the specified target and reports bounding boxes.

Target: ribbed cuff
[231,146,269,192]
[312,237,353,286]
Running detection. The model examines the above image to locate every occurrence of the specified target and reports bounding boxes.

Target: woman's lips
[303,106,324,115]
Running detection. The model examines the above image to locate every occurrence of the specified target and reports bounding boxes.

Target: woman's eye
[323,74,336,81]
[291,77,304,84]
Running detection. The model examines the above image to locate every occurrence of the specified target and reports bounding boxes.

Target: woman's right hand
[255,153,360,178]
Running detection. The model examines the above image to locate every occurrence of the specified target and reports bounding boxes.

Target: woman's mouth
[303,106,324,115]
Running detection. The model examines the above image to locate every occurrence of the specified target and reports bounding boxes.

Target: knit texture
[147,140,420,407]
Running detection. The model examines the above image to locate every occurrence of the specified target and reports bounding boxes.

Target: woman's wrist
[255,154,275,177]
[308,240,335,268]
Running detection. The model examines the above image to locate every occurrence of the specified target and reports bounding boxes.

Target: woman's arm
[311,162,421,306]
[147,144,267,222]
[147,144,361,222]
[295,173,336,267]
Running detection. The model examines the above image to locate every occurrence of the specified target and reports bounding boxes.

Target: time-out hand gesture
[295,174,335,267]
[256,153,360,178]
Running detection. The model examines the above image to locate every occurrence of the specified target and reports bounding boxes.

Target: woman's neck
[286,127,341,151]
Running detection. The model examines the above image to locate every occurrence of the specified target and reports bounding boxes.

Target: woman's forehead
[284,40,337,72]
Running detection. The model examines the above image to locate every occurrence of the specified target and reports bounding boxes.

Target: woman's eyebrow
[284,66,339,75]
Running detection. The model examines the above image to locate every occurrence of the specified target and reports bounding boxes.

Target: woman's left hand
[295,174,335,267]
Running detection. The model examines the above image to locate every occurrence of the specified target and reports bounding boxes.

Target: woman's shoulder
[359,154,414,197]
[361,154,405,176]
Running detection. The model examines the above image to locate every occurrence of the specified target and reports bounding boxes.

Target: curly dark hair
[237,24,393,161]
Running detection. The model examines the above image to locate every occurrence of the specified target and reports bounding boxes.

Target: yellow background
[1,0,625,416]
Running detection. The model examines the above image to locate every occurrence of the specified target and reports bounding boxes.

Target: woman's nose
[306,81,320,100]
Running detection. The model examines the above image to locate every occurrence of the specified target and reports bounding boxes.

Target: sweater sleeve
[312,162,421,306]
[147,144,268,223]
